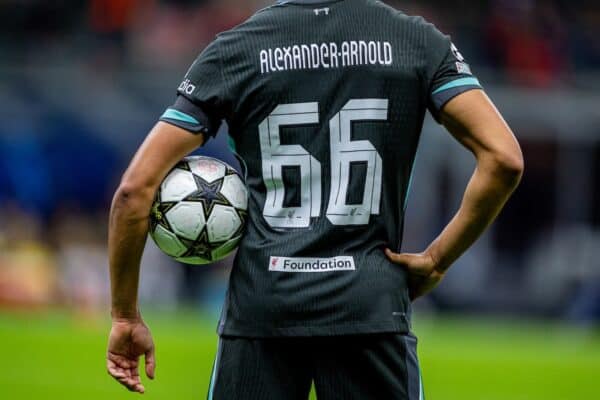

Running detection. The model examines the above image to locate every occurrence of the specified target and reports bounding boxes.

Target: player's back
[180,0,482,336]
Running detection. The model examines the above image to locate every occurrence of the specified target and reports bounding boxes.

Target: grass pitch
[0,310,598,399]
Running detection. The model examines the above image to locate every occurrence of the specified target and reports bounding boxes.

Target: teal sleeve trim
[160,109,200,125]
[432,77,481,95]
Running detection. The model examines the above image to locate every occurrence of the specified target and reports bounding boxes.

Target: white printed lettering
[329,42,339,67]
[384,42,393,65]
[269,256,356,272]
[260,50,269,74]
[310,43,320,69]
[259,41,394,73]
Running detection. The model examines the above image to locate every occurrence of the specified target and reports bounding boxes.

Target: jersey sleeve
[159,38,230,138]
[424,23,482,122]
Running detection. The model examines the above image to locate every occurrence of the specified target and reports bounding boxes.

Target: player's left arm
[385,24,524,300]
[107,122,204,393]
[386,89,524,300]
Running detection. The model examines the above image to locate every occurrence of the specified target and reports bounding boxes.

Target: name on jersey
[259,41,393,74]
[269,256,356,272]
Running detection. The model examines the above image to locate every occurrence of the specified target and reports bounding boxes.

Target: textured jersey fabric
[161,0,482,337]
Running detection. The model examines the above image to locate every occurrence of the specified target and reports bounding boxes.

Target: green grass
[0,310,598,399]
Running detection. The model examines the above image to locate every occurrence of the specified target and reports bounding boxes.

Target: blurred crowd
[0,0,598,322]
[2,0,600,83]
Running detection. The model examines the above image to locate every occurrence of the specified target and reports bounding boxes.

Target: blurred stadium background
[0,0,598,399]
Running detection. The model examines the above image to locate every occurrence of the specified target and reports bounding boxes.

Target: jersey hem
[217,318,411,338]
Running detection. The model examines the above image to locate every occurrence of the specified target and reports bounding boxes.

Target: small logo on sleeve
[451,43,465,62]
[456,62,472,75]
[269,256,356,272]
[178,79,196,95]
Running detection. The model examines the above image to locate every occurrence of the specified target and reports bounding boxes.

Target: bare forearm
[108,188,153,319]
[427,158,522,272]
[385,91,523,300]
[107,124,205,319]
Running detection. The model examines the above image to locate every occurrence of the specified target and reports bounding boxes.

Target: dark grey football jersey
[160,0,482,337]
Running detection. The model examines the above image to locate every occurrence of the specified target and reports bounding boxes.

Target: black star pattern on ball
[174,160,191,171]
[180,231,221,261]
[150,200,177,231]
[185,175,230,216]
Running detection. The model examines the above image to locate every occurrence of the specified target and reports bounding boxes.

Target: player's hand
[384,249,445,301]
[107,317,156,394]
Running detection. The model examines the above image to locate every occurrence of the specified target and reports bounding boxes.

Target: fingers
[116,375,145,394]
[408,270,445,301]
[384,248,431,276]
[107,353,146,394]
[145,347,156,380]
[385,248,445,301]
[107,360,127,379]
[113,370,145,393]
[384,248,411,265]
[109,368,144,393]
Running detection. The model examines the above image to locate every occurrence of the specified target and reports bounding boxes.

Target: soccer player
[107,0,523,398]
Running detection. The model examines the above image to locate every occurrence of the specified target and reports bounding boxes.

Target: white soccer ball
[149,156,248,265]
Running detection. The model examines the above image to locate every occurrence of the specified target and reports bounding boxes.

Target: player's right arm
[107,122,205,393]
[107,36,229,393]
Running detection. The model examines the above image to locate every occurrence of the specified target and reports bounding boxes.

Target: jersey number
[259,99,388,228]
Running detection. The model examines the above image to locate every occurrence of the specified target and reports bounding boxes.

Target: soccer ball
[149,156,247,265]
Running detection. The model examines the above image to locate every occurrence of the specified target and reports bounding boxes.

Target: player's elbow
[112,179,156,219]
[489,145,524,188]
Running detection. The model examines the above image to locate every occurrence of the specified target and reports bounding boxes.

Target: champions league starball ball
[149,156,248,265]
